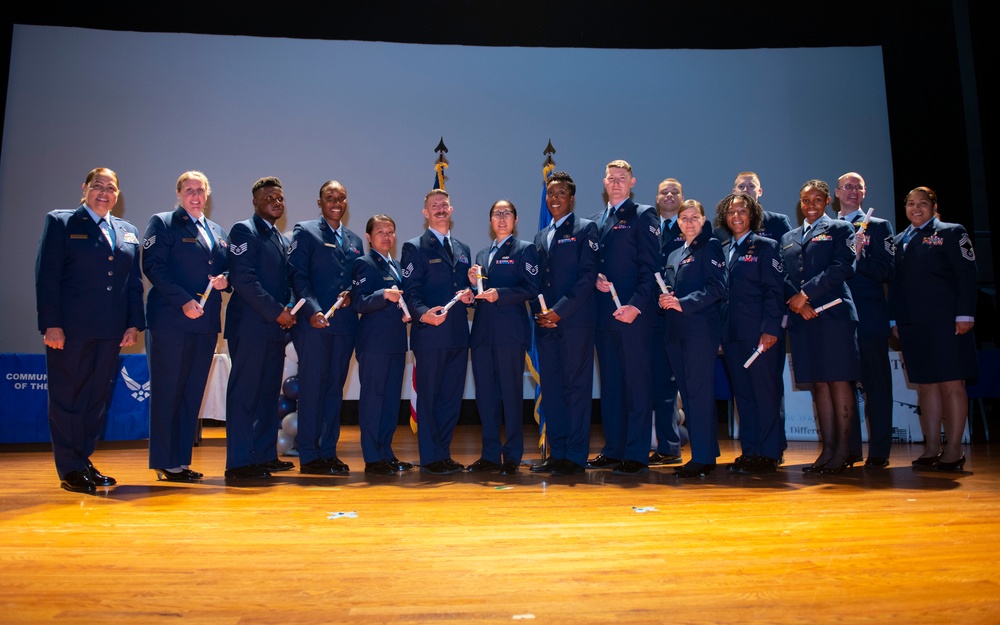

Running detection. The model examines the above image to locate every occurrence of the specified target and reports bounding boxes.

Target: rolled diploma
[324,296,345,319]
[476,272,484,295]
[743,344,765,369]
[440,291,463,314]
[290,298,306,315]
[860,207,874,228]
[538,294,548,313]
[654,272,669,294]
[392,287,411,318]
[814,298,843,314]
[198,278,214,308]
[609,282,622,309]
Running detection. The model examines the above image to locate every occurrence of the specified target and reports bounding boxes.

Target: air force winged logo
[589,240,599,251]
[142,235,156,249]
[231,242,248,256]
[959,233,976,261]
[401,262,413,278]
[121,367,150,402]
[525,262,538,276]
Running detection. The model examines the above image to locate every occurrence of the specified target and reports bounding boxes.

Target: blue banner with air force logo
[0,353,151,443]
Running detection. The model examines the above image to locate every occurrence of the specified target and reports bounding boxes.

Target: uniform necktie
[546,224,556,250]
[98,218,115,249]
[197,218,215,249]
[801,225,810,244]
[388,259,401,281]
[728,241,737,263]
[334,229,343,248]
[488,243,499,266]
[443,236,454,261]
[902,226,920,249]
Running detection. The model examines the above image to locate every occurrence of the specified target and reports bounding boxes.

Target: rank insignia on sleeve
[401,262,413,278]
[959,233,976,261]
[589,240,599,251]
[526,262,538,275]
[884,236,895,256]
[142,235,156,249]
[288,239,298,254]
[231,242,248,256]
[772,258,784,273]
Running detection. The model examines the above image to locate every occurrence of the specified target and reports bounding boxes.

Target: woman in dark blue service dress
[660,199,727,478]
[466,200,540,476]
[351,214,415,475]
[892,187,978,472]
[781,180,860,474]
[142,171,229,481]
[716,193,786,474]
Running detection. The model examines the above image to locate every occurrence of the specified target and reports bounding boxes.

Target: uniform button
[108,271,113,276]
[208,260,213,265]
[108,256,114,261]
[106,286,113,291]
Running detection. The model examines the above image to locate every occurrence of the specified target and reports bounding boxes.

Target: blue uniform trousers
[412,346,467,464]
[723,338,783,460]
[596,323,654,463]
[293,331,355,464]
[536,326,594,467]
[471,343,526,464]
[356,351,405,463]
[225,336,284,469]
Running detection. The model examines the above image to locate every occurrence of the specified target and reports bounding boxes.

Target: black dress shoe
[864,457,890,469]
[499,461,519,475]
[389,457,414,471]
[444,458,465,471]
[155,468,199,482]
[467,458,502,473]
[365,460,397,475]
[727,455,752,472]
[86,461,116,486]
[300,459,337,475]
[586,454,621,469]
[323,457,350,474]
[741,456,778,474]
[550,459,586,475]
[673,462,716,478]
[911,454,940,468]
[649,452,683,466]
[181,468,204,479]
[932,455,966,472]
[421,460,462,475]
[60,470,96,494]
[225,464,271,479]
[261,459,295,472]
[529,458,561,473]
[613,460,650,475]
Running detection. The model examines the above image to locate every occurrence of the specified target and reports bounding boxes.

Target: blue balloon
[277,395,296,418]
[282,376,299,401]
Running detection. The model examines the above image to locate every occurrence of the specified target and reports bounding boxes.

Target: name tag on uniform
[383,276,395,281]
[70,234,88,239]
[429,258,442,264]
[182,237,199,243]
[324,243,337,248]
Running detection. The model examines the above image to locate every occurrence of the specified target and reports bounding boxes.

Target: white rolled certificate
[324,296,345,319]
[538,294,548,313]
[608,282,622,309]
[814,298,843,314]
[290,298,306,315]
[654,272,669,294]
[743,344,765,369]
[476,272,484,295]
[440,291,464,313]
[391,287,410,318]
[198,278,214,308]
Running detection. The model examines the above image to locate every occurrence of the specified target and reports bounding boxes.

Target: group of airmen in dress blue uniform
[36,164,978,493]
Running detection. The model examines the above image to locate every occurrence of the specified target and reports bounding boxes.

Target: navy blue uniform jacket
[663,228,727,338]
[846,214,894,337]
[530,214,599,328]
[470,238,540,347]
[36,205,145,336]
[592,199,660,326]
[401,230,472,350]
[352,251,408,354]
[723,233,784,343]
[780,216,858,325]
[142,207,228,333]
[224,214,291,341]
[288,218,364,335]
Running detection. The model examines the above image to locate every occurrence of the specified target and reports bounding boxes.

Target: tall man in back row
[587,160,661,475]
[835,171,895,468]
[401,189,475,474]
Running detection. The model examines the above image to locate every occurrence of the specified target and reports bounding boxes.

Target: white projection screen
[1,25,894,359]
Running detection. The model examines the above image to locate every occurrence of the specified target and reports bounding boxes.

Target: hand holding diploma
[468,265,485,295]
[534,294,560,328]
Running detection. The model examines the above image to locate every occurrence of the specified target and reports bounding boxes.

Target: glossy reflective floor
[2,426,999,624]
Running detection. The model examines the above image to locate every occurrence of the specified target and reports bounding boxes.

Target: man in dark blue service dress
[224,177,297,480]
[400,189,475,474]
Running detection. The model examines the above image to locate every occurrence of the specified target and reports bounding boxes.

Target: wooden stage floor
[2,425,999,624]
